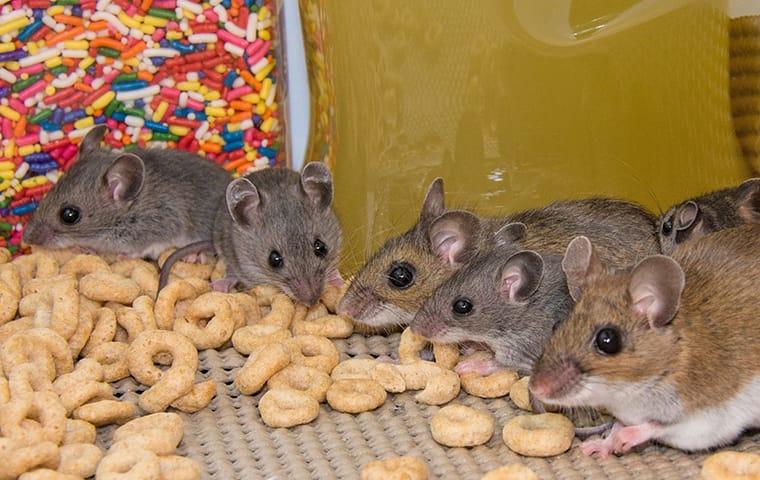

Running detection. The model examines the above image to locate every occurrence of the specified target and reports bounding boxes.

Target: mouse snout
[290,278,322,306]
[23,221,53,246]
[529,357,580,402]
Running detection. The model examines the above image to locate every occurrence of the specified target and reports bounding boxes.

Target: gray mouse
[339,178,659,330]
[159,163,343,306]
[658,178,759,254]
[23,125,231,260]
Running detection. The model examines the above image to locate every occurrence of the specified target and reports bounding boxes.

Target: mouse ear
[561,236,603,302]
[498,250,544,303]
[628,255,685,329]
[736,178,760,223]
[428,210,480,267]
[300,162,333,209]
[419,178,445,222]
[79,125,107,158]
[104,153,144,203]
[494,222,526,246]
[226,177,260,225]
[675,201,700,231]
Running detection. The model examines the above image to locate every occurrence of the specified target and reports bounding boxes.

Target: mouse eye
[594,327,622,355]
[268,250,283,269]
[452,298,473,316]
[313,239,327,258]
[59,206,81,225]
[388,262,415,290]
[661,218,673,236]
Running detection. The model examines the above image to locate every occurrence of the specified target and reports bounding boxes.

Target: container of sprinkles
[0,0,287,256]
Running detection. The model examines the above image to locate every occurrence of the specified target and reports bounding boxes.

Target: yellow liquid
[301,0,752,273]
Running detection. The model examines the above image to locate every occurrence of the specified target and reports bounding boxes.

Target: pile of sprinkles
[0,0,284,255]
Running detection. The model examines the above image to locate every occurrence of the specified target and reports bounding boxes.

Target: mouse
[529,225,760,457]
[339,177,659,330]
[159,162,343,306]
[23,125,231,260]
[658,178,759,254]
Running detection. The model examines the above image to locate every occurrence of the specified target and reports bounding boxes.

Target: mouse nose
[529,357,580,402]
[23,221,52,246]
[290,278,322,306]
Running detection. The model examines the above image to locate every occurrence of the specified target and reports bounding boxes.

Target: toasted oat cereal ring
[502,413,574,457]
[0,377,9,405]
[305,303,328,321]
[138,364,195,414]
[231,324,291,355]
[371,363,406,393]
[260,293,296,328]
[19,469,81,480]
[395,361,445,390]
[158,455,201,480]
[431,404,494,447]
[0,317,34,347]
[13,253,59,285]
[158,249,214,281]
[57,381,113,414]
[73,399,136,427]
[509,377,532,412]
[2,328,73,380]
[54,358,104,392]
[0,439,59,479]
[86,341,130,383]
[211,259,226,282]
[268,365,332,402]
[82,308,117,356]
[292,314,354,339]
[0,247,10,263]
[235,343,291,395]
[0,392,66,445]
[481,464,539,480]
[154,280,200,330]
[0,263,21,325]
[48,281,80,340]
[433,343,460,370]
[57,443,103,478]
[398,328,428,364]
[61,419,96,445]
[133,296,157,330]
[111,260,159,298]
[251,285,280,303]
[60,254,110,278]
[701,451,760,480]
[319,282,344,313]
[114,307,145,343]
[95,448,161,480]
[258,388,320,428]
[8,363,55,398]
[326,379,387,414]
[415,369,460,406]
[460,370,519,399]
[21,273,77,297]
[174,292,234,350]
[127,330,199,386]
[80,272,141,304]
[112,413,184,451]
[286,335,340,373]
[68,309,94,358]
[360,456,429,480]
[226,293,259,329]
[331,358,377,381]
[170,380,217,413]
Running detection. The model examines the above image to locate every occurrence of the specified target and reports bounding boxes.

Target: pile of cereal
[0,0,283,255]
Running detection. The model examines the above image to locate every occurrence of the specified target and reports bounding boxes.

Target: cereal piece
[371,363,406,393]
[158,456,201,480]
[60,254,110,278]
[47,282,80,340]
[22,274,77,297]
[86,342,130,383]
[61,419,96,445]
[73,400,137,427]
[361,456,429,480]
[701,451,760,480]
[330,358,377,381]
[19,469,80,480]
[54,358,104,389]
[292,314,354,338]
[133,296,157,330]
[0,248,11,264]
[8,363,55,398]
[268,365,332,402]
[320,282,345,313]
[0,317,34,346]
[79,272,140,304]
[96,448,161,480]
[395,361,445,390]
[433,343,460,370]
[159,249,214,281]
[112,413,184,450]
[502,413,574,457]
[235,343,291,395]
[326,379,387,413]
[251,285,280,303]
[82,308,117,356]
[56,381,113,415]
[286,335,340,373]
[57,443,103,478]
[0,392,66,445]
[13,253,59,285]
[306,303,329,321]
[0,377,9,405]
[415,369,460,406]
[258,388,320,428]
[68,309,94,358]
[111,260,159,298]
[460,370,519,399]
[0,439,59,479]
[430,404,494,447]
[115,307,146,344]
[260,293,296,328]
[211,260,227,283]
[0,263,21,325]
[510,377,532,412]
[481,464,539,480]
[231,324,292,355]
[128,330,199,385]
[398,327,459,368]
[174,292,234,349]
[2,328,73,380]
[154,280,200,330]
[227,293,260,329]
[140,364,196,414]
[169,380,217,413]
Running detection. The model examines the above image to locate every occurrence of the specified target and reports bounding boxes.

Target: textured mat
[102,332,760,480]
[731,15,760,173]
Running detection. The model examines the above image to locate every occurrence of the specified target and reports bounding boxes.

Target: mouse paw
[610,422,658,454]
[454,358,500,376]
[182,252,209,264]
[580,422,622,459]
[211,277,237,293]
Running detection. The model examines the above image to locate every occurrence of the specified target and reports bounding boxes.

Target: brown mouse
[339,178,659,329]
[658,178,760,254]
[529,225,760,457]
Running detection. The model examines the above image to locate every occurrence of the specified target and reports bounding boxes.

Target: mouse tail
[157,240,216,295]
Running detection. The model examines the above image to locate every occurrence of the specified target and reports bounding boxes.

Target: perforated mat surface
[102,332,760,480]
